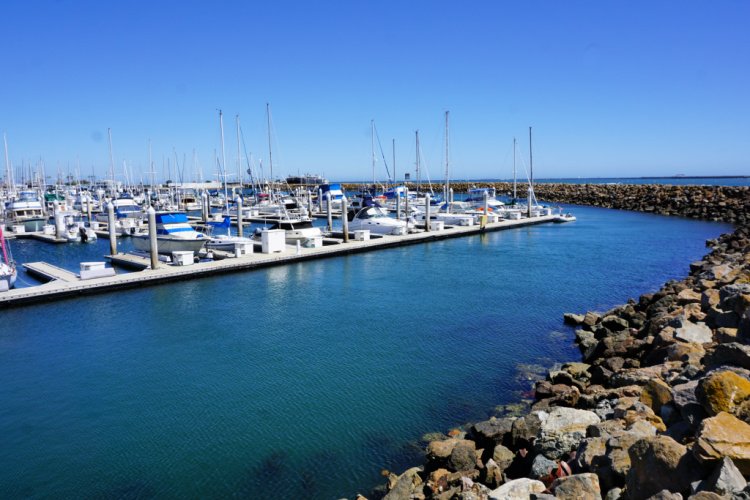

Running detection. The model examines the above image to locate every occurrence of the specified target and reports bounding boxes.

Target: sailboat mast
[266,103,273,191]
[529,126,533,188]
[3,133,12,190]
[415,130,420,193]
[444,110,450,202]
[107,128,115,193]
[219,110,228,206]
[371,120,376,188]
[513,137,517,200]
[236,115,242,189]
[392,138,396,185]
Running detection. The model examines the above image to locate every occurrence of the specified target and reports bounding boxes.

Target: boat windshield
[360,207,387,219]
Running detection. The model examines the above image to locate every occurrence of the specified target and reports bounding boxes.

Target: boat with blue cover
[131,212,207,254]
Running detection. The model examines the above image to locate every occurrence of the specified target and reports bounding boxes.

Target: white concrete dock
[0,214,556,308]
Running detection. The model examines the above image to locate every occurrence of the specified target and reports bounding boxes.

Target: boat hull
[131,235,207,255]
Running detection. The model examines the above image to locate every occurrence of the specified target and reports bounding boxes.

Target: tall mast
[266,103,273,191]
[444,110,450,201]
[415,130,420,193]
[236,114,242,188]
[529,126,533,188]
[392,138,396,185]
[513,137,517,201]
[219,110,228,204]
[3,133,12,191]
[107,128,115,193]
[371,120,376,188]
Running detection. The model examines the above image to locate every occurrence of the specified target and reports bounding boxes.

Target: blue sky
[2,0,748,183]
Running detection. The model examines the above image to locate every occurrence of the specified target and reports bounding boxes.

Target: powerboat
[4,190,47,232]
[201,216,255,252]
[131,212,207,254]
[347,206,410,236]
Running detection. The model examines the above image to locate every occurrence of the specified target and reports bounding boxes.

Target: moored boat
[0,226,17,290]
[131,212,207,254]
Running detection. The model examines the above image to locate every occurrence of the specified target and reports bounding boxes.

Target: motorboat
[347,206,410,236]
[318,183,344,210]
[131,212,208,254]
[4,190,47,232]
[553,212,577,223]
[0,226,17,290]
[465,187,505,211]
[201,216,255,252]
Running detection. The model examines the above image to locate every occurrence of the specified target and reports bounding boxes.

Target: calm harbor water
[0,206,733,498]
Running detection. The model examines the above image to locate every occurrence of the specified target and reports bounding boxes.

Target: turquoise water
[0,206,733,498]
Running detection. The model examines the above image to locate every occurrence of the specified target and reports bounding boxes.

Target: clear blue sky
[2,0,748,183]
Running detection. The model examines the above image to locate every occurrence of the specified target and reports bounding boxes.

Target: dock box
[304,236,324,248]
[506,211,522,220]
[429,220,445,231]
[13,225,25,234]
[354,230,370,241]
[43,225,56,235]
[261,229,286,254]
[172,251,195,266]
[80,261,116,280]
[234,241,253,257]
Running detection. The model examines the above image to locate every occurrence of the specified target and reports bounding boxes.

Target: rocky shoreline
[351,185,750,499]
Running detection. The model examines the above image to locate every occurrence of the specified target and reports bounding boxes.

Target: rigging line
[372,124,392,183]
[238,125,257,192]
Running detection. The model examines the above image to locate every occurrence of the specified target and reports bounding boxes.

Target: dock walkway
[1,215,557,308]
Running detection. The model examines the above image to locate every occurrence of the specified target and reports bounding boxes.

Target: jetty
[0,214,557,308]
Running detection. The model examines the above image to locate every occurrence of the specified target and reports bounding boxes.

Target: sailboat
[1,226,17,290]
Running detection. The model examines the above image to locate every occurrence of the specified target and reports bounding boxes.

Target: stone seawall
[350,185,750,499]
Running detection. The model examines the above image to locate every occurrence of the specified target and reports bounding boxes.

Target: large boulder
[696,370,750,416]
[672,317,713,344]
[535,407,600,460]
[693,412,750,475]
[449,440,478,472]
[470,417,515,449]
[488,477,545,499]
[625,435,705,498]
[640,378,673,416]
[695,456,747,496]
[551,473,602,500]
[383,466,423,500]
[703,343,750,371]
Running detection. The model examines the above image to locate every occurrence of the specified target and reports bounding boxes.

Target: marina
[0,213,557,307]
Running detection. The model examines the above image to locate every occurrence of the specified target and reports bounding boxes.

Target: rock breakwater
[339,183,749,225]
[354,221,750,497]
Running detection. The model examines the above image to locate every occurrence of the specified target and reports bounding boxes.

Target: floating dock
[0,215,557,308]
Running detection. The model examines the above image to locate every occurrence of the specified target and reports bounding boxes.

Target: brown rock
[640,378,674,416]
[626,435,705,498]
[551,473,602,500]
[678,288,702,304]
[696,370,750,416]
[694,411,750,474]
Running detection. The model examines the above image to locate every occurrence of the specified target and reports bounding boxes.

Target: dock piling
[107,202,117,255]
[236,196,244,238]
[147,206,158,270]
[201,191,209,222]
[342,196,349,242]
[326,192,333,232]
[425,194,431,232]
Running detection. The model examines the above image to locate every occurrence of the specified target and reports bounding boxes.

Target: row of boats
[0,183,575,290]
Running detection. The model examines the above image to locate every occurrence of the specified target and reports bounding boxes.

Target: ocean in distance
[0,204,735,498]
